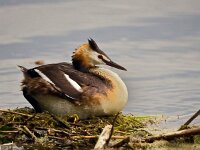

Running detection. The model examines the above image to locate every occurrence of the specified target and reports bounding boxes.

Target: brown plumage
[19,39,128,119]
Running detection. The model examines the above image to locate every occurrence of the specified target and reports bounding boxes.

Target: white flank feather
[34,69,55,85]
[64,74,82,92]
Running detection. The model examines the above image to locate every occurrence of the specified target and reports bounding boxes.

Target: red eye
[98,55,103,59]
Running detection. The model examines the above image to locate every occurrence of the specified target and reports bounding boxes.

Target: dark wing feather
[34,62,107,100]
[58,62,108,89]
[34,64,82,99]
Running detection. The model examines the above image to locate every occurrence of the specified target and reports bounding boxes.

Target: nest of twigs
[1,107,200,150]
[0,107,153,149]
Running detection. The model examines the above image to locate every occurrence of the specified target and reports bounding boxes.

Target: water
[0,0,200,126]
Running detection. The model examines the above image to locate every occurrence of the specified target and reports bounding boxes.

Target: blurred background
[0,0,200,126]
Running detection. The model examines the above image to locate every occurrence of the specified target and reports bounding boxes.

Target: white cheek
[102,55,110,62]
[90,52,104,64]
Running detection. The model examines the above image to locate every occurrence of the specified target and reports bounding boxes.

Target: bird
[18,39,128,119]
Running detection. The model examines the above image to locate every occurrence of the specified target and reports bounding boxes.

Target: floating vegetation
[34,60,45,65]
[0,107,200,149]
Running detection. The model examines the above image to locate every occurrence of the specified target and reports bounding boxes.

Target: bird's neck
[89,67,126,90]
[90,67,128,114]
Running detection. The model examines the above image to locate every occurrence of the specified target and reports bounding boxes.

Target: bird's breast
[89,68,128,114]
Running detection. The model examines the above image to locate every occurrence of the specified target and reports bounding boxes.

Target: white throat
[90,67,128,114]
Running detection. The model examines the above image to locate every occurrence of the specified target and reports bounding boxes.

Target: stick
[183,109,200,126]
[72,135,98,139]
[112,137,130,148]
[0,109,33,117]
[48,135,128,141]
[1,142,14,149]
[47,128,71,137]
[111,136,129,139]
[0,130,19,133]
[51,114,70,129]
[22,126,38,142]
[72,135,128,139]
[48,136,65,141]
[106,112,120,146]
[94,125,112,149]
[145,125,200,143]
[35,127,70,134]
[1,142,14,146]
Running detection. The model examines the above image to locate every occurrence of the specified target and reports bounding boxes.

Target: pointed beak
[104,60,127,71]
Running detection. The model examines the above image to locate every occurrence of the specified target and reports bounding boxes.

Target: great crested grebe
[18,39,128,119]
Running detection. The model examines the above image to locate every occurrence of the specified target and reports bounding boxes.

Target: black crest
[88,38,100,51]
[88,38,107,56]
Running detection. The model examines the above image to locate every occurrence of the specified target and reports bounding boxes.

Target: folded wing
[33,63,106,100]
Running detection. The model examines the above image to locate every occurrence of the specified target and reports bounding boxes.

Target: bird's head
[72,38,127,72]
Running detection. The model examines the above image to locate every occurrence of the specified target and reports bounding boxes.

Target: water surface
[0,0,200,126]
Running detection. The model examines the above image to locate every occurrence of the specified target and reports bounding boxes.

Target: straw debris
[0,107,200,149]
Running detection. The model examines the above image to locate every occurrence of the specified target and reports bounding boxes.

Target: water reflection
[0,0,200,126]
